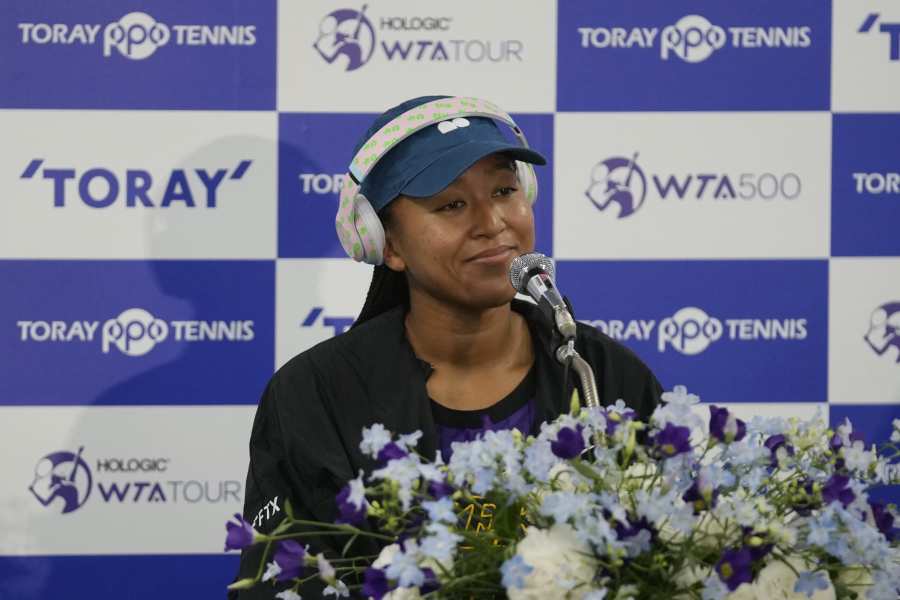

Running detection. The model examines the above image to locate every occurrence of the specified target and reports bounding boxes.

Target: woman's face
[382,153,536,311]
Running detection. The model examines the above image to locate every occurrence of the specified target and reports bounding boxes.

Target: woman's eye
[495,186,518,197]
[439,200,466,211]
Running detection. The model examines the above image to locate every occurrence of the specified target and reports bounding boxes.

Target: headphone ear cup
[352,193,386,265]
[516,161,538,204]
[336,178,365,261]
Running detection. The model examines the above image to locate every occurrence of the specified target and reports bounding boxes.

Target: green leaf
[284,498,295,521]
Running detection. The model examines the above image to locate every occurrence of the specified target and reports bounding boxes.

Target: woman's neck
[403,293,530,372]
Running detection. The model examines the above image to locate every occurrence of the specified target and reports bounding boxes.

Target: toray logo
[865,302,900,363]
[16,308,255,357]
[20,159,252,208]
[17,12,257,60]
[859,13,900,61]
[29,447,241,509]
[586,153,802,219]
[584,306,808,356]
[301,307,354,337]
[853,172,900,195]
[578,14,812,63]
[299,173,347,195]
[313,4,521,71]
[29,446,93,514]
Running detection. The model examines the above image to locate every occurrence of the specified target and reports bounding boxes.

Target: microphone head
[508,252,556,293]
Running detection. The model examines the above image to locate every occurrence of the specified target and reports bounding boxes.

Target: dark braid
[353,206,410,327]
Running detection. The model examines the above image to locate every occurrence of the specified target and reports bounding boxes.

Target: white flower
[422,497,456,524]
[275,591,302,600]
[360,424,392,457]
[842,441,876,473]
[385,540,425,588]
[316,553,335,583]
[323,580,350,597]
[262,560,282,582]
[508,523,596,599]
[891,419,900,443]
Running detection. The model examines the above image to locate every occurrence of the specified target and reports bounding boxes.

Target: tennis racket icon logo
[586,153,648,219]
[865,302,900,363]
[29,447,93,514]
[314,5,376,71]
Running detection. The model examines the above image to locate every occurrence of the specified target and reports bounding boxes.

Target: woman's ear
[381,219,407,272]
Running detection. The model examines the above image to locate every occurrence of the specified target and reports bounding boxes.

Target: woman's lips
[466,246,516,265]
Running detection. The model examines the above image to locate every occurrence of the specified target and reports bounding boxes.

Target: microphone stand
[556,340,599,410]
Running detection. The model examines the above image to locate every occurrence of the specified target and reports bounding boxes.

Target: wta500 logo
[16,308,255,357]
[17,11,257,60]
[578,14,812,64]
[585,152,802,219]
[584,306,808,356]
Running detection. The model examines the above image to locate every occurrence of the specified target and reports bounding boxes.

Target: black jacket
[229,300,662,598]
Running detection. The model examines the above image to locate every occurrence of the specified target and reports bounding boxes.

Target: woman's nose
[470,199,506,237]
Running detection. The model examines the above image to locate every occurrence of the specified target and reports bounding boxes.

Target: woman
[230,96,662,598]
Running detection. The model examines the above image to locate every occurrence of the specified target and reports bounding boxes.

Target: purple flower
[871,501,900,542]
[427,479,455,499]
[764,434,795,467]
[822,474,855,508]
[336,483,367,525]
[550,426,585,459]
[613,515,655,540]
[273,540,306,582]
[376,441,408,466]
[709,405,747,443]
[362,566,391,600]
[654,423,692,458]
[604,407,636,435]
[224,513,257,551]
[716,547,754,591]
[421,567,440,594]
[683,475,717,513]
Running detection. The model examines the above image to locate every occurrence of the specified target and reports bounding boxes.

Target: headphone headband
[347,96,527,184]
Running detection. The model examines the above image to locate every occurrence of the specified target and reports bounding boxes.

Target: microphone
[508,253,577,340]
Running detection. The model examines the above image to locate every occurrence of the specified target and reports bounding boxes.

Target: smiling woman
[229,95,663,598]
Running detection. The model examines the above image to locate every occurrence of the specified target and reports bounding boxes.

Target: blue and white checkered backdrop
[1,1,898,598]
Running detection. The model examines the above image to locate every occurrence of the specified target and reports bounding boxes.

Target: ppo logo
[101,308,169,356]
[103,12,170,60]
[658,306,724,355]
[661,15,727,63]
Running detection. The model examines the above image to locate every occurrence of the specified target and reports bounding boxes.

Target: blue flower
[273,540,306,582]
[224,513,257,551]
[362,567,391,600]
[709,405,747,443]
[501,554,533,590]
[794,571,830,597]
[653,423,692,458]
[682,473,717,513]
[715,547,753,591]
[427,479,454,499]
[422,497,456,525]
[551,425,585,459]
[821,474,855,508]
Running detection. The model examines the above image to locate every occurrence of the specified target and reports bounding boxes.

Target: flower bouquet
[226,387,900,599]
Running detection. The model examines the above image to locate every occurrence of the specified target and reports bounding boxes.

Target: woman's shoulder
[272,305,409,388]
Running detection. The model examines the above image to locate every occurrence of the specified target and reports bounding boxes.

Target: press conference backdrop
[1,1,898,598]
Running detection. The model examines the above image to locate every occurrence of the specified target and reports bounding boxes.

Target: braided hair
[352,207,409,327]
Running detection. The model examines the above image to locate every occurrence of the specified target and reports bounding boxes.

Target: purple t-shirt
[430,366,537,461]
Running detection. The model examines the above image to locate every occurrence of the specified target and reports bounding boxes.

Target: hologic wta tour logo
[585,153,802,219]
[583,306,808,356]
[865,302,900,363]
[313,4,523,71]
[17,12,257,60]
[577,13,812,64]
[29,447,93,514]
[16,308,255,358]
[28,446,240,513]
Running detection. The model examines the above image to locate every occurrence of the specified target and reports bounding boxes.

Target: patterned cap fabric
[351,95,546,213]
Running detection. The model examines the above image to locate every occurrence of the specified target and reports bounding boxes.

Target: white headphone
[335,96,539,265]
